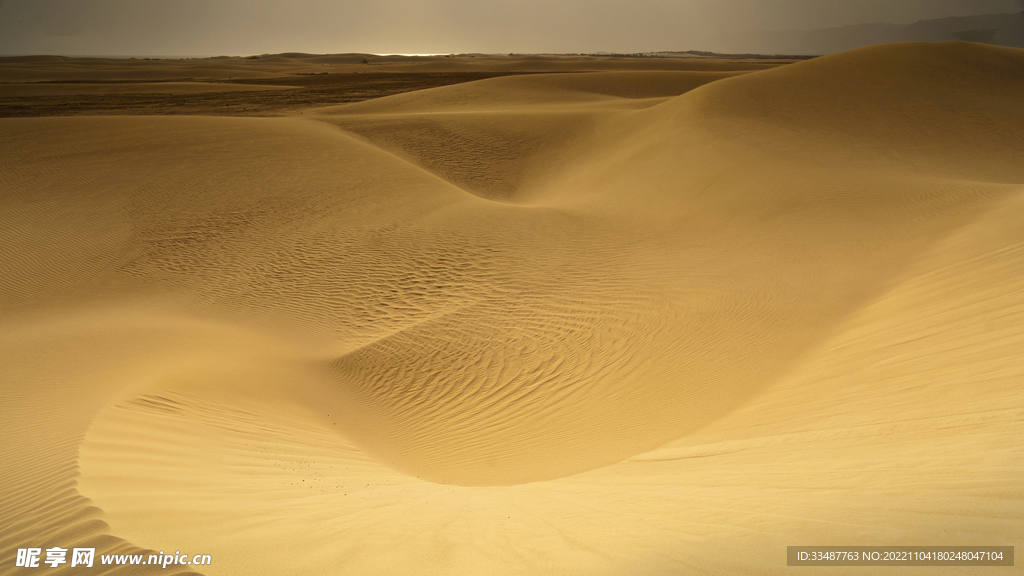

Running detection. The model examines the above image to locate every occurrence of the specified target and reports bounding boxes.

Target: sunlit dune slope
[537,42,1024,208]
[1,42,1022,576]
[311,70,748,199]
[309,42,1023,485]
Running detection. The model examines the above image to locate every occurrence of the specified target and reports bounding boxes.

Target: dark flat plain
[0,72,530,117]
[0,52,792,118]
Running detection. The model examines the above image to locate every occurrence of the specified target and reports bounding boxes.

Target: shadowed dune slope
[1,42,1022,576]
[681,42,1024,180]
[311,71,749,200]
[534,42,1024,210]
[298,43,1024,485]
[77,187,1024,575]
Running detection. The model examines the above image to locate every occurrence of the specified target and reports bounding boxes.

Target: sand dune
[2,43,1022,575]
[313,70,748,199]
[743,10,1024,55]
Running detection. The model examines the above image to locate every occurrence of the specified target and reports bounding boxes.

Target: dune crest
[1,43,1022,575]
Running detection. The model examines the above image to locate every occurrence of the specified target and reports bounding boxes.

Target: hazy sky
[0,0,1021,56]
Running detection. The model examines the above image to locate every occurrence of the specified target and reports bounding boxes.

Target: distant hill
[744,11,1024,55]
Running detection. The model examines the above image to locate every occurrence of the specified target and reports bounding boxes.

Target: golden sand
[1,43,1022,575]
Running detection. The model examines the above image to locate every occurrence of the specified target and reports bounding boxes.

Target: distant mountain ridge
[744,11,1024,55]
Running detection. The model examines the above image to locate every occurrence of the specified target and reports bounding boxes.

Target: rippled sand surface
[2,43,1022,575]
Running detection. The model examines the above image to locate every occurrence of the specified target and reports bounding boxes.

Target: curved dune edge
[75,183,1024,575]
[1,43,1022,575]
[306,70,752,201]
[78,196,1024,574]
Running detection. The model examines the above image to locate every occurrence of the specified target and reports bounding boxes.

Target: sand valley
[2,44,1022,575]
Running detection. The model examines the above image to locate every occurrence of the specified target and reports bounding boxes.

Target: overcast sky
[0,0,1021,56]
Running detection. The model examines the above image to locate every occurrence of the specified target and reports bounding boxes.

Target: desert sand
[1,43,1022,575]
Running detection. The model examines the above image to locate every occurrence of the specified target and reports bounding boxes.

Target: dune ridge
[2,42,1022,575]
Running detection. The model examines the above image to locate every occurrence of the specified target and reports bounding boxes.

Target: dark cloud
[0,0,1019,56]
